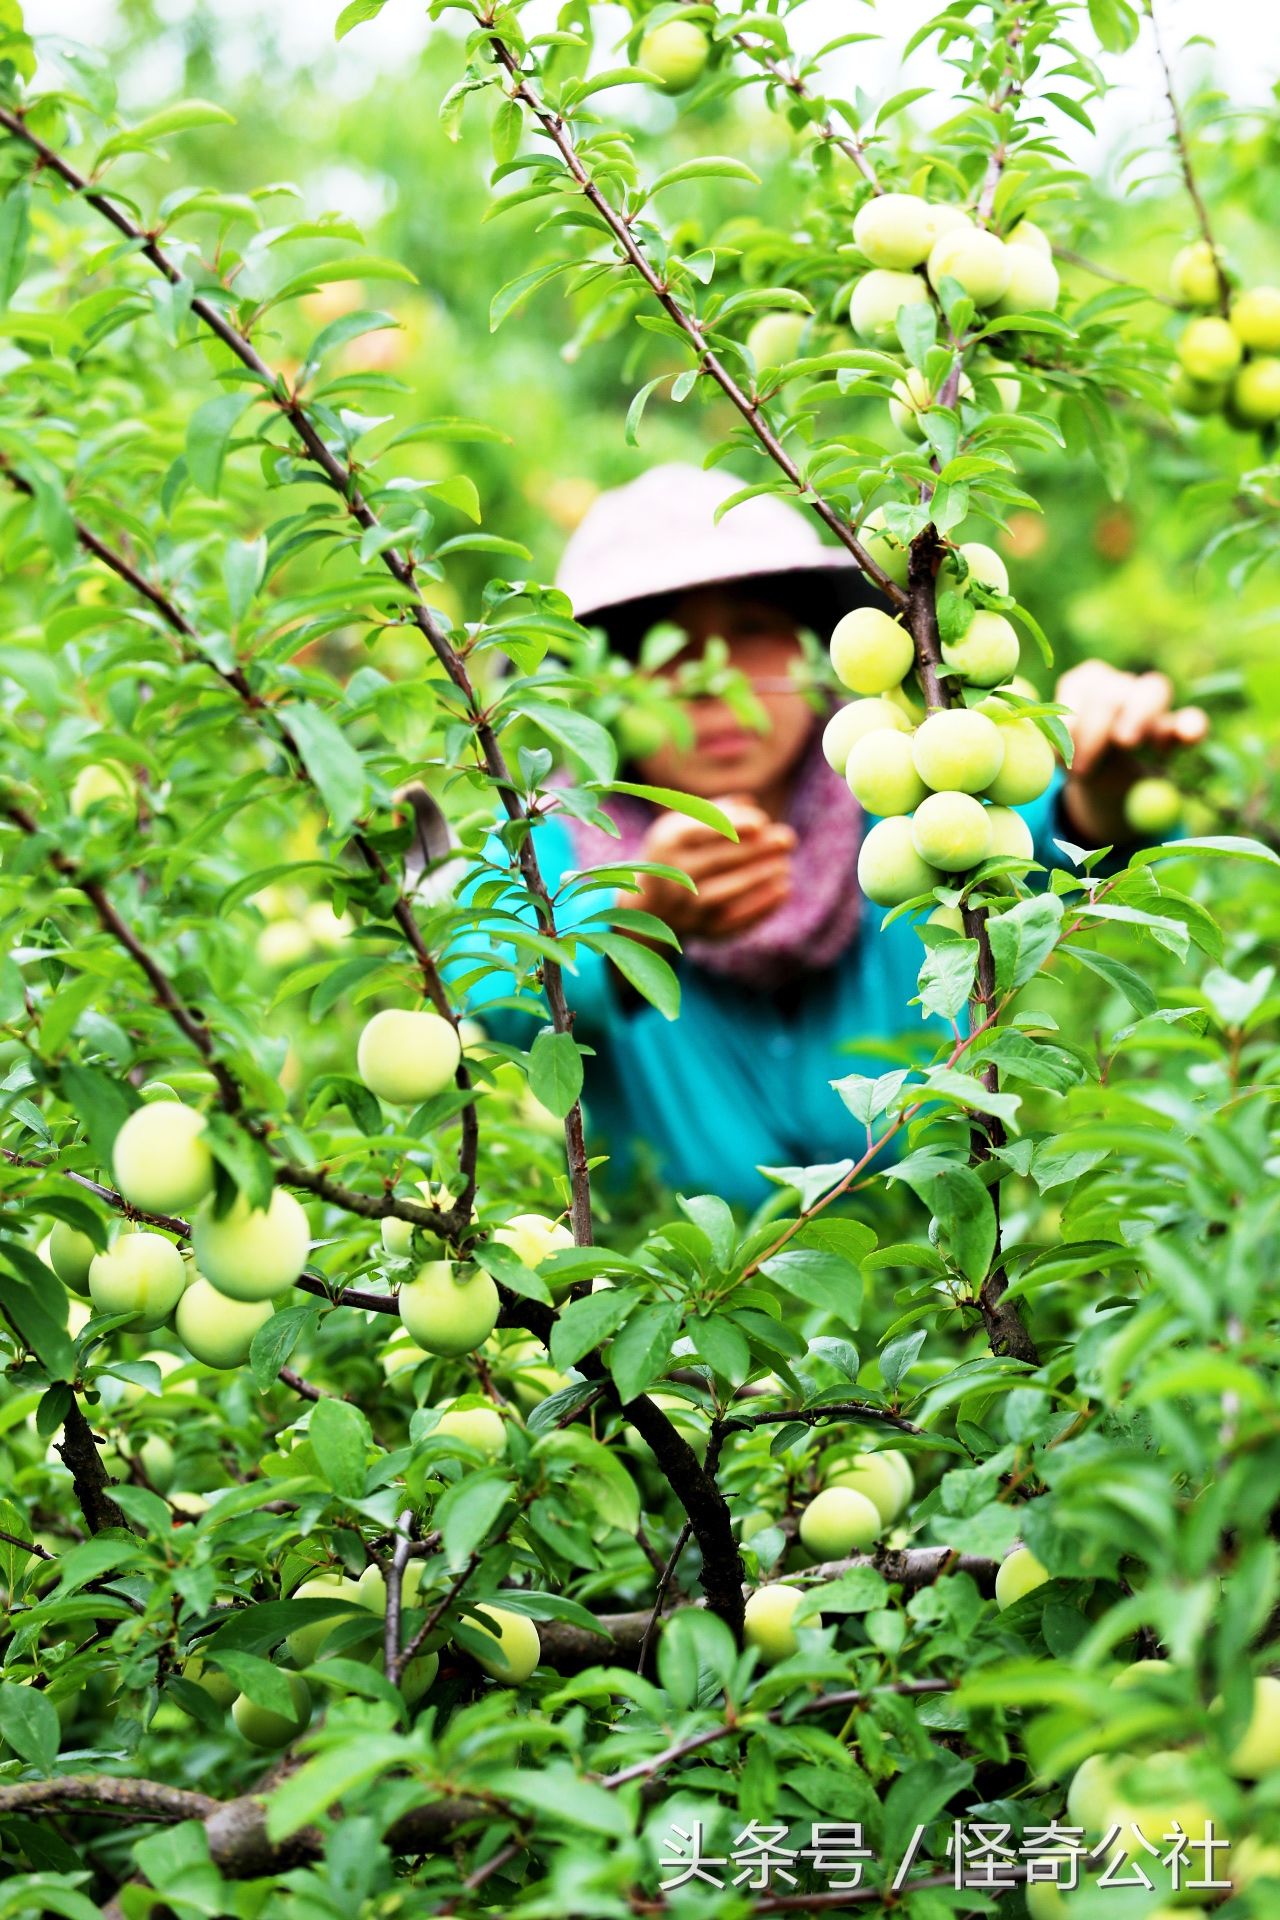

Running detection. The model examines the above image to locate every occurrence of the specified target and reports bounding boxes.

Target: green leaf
[58,1062,140,1166]
[249,1305,318,1391]
[0,1273,75,1380]
[550,1289,634,1370]
[435,1469,510,1568]
[528,1029,583,1119]
[608,1301,682,1402]
[490,259,577,332]
[212,1651,300,1717]
[308,1397,370,1500]
[0,1680,60,1774]
[186,391,255,498]
[605,782,738,839]
[0,181,30,307]
[224,534,267,627]
[646,157,760,197]
[1088,0,1140,52]
[987,894,1064,994]
[760,1249,861,1330]
[266,1733,408,1841]
[336,0,390,37]
[284,701,369,832]
[520,703,617,782]
[483,1762,628,1835]
[267,252,419,307]
[581,931,680,1020]
[96,100,235,163]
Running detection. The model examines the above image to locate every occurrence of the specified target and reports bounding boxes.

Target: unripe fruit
[1226,1673,1280,1777]
[912,708,1005,793]
[1111,1657,1172,1690]
[48,1220,98,1296]
[1177,316,1242,384]
[1170,239,1222,308]
[465,1604,540,1683]
[1006,219,1051,256]
[844,729,928,817]
[1233,356,1280,424]
[1066,1752,1122,1836]
[1230,285,1280,351]
[286,1575,362,1665]
[400,1650,439,1707]
[175,1276,275,1369]
[398,1260,499,1357]
[857,505,910,587]
[889,366,974,437]
[112,1101,215,1214]
[941,541,1009,596]
[69,761,134,817]
[925,904,966,935]
[1170,369,1227,415]
[994,1544,1049,1609]
[829,607,914,696]
[381,1179,447,1260]
[1124,776,1181,839]
[181,1655,237,1711]
[355,1560,426,1617]
[1232,1836,1280,1887]
[493,1211,574,1277]
[381,1335,427,1379]
[984,718,1056,806]
[927,229,1011,307]
[746,311,808,367]
[941,610,1021,688]
[137,1434,176,1493]
[853,192,935,270]
[984,805,1035,864]
[820,698,909,775]
[911,791,993,871]
[849,268,930,344]
[827,1452,907,1523]
[799,1485,880,1559]
[996,248,1060,314]
[232,1672,311,1749]
[743,1583,806,1664]
[984,359,1023,411]
[88,1231,186,1330]
[638,21,710,92]
[924,204,971,245]
[357,1009,461,1105]
[857,816,942,907]
[192,1189,311,1303]
[434,1404,507,1456]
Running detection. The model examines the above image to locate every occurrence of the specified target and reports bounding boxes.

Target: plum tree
[984,717,1056,806]
[1233,356,1280,424]
[844,728,928,817]
[798,1485,881,1557]
[745,311,808,367]
[1124,776,1182,838]
[912,708,1006,793]
[357,1008,462,1105]
[398,1260,500,1356]
[112,1101,214,1213]
[285,1575,363,1665]
[638,21,709,91]
[856,816,942,907]
[191,1189,311,1302]
[433,1403,507,1455]
[174,1276,275,1369]
[743,1584,806,1665]
[232,1673,312,1750]
[1231,285,1280,350]
[848,268,930,343]
[1171,239,1222,307]
[911,792,993,871]
[47,1219,97,1295]
[68,761,134,816]
[463,1604,541,1683]
[1178,317,1243,383]
[87,1230,186,1330]
[940,609,1021,687]
[927,228,1011,306]
[820,697,908,775]
[829,607,915,695]
[853,191,935,269]
[995,1545,1050,1609]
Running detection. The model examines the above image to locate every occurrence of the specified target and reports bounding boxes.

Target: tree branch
[732,35,882,191]
[384,1507,415,1686]
[57,1398,128,1534]
[1146,0,1230,312]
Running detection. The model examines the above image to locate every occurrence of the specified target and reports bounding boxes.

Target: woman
[461,464,1207,1206]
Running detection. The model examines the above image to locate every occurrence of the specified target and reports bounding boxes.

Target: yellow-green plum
[88,1231,186,1330]
[120,1347,197,1403]
[181,1655,237,1711]
[112,1101,214,1213]
[984,806,1035,864]
[820,697,909,775]
[746,311,808,367]
[827,1452,907,1524]
[857,816,942,907]
[355,1559,427,1617]
[1170,369,1227,415]
[928,229,1011,306]
[48,1220,98,1296]
[1124,777,1181,839]
[743,1583,806,1664]
[1233,356,1280,424]
[925,904,966,935]
[798,1485,881,1559]
[286,1574,363,1665]
[137,1434,176,1493]
[942,541,1010,597]
[357,1008,461,1105]
[231,1672,312,1750]
[941,610,1021,688]
[1066,1751,1124,1836]
[1231,285,1280,351]
[982,359,1023,411]
[175,1277,274,1369]
[381,1179,443,1260]
[857,505,910,588]
[995,1544,1050,1609]
[400,1650,439,1707]
[985,718,1056,806]
[853,191,935,269]
[1107,1750,1214,1866]
[192,1189,310,1303]
[1226,1674,1280,1777]
[844,729,928,817]
[829,607,915,696]
[913,708,1005,794]
[69,761,135,817]
[996,247,1060,315]
[924,204,971,246]
[911,791,993,871]
[1178,316,1242,383]
[381,1335,427,1380]
[398,1261,499,1357]
[465,1604,540,1683]
[1232,1835,1280,1888]
[889,366,974,437]
[639,20,709,91]
[1006,219,1052,256]
[1111,1658,1173,1691]
[434,1404,507,1455]
[169,1489,210,1520]
[493,1211,574,1278]
[849,268,931,344]
[1171,240,1222,308]
[880,1449,915,1507]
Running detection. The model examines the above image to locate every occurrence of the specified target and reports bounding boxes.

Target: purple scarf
[555,729,864,992]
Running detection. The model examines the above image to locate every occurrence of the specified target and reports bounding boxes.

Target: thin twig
[1146,0,1230,311]
[384,1507,416,1686]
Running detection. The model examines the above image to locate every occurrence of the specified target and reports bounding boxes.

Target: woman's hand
[632,797,796,941]
[1056,661,1208,844]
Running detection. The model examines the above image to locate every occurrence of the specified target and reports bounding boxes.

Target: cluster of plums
[1170,244,1280,427]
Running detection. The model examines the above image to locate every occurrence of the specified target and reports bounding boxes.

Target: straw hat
[555,462,866,649]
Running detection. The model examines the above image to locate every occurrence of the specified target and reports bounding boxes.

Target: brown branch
[57,1398,128,1534]
[0,1525,54,1560]
[1146,0,1230,312]
[732,35,881,190]
[384,1507,415,1686]
[1052,245,1179,308]
[399,1546,485,1676]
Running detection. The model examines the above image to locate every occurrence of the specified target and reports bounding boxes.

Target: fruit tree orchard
[0,0,1279,1916]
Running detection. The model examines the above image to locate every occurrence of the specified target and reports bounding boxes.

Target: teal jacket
[456,782,1069,1206]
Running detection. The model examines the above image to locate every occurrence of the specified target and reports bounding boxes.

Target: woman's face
[631,588,812,801]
